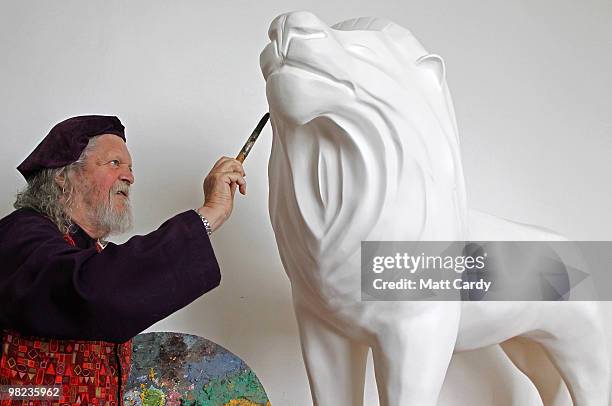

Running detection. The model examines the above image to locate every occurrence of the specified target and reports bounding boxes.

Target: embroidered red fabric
[0,234,133,406]
[0,332,132,406]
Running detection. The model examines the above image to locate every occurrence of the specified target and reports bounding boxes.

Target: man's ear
[54,172,66,190]
[416,53,446,88]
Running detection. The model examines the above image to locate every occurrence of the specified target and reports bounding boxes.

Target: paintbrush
[236,113,270,163]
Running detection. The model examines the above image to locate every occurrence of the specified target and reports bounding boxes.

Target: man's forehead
[92,134,132,160]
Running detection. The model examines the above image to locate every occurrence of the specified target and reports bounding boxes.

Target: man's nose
[119,168,134,185]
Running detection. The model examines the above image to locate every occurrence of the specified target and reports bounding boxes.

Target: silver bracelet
[193,209,213,236]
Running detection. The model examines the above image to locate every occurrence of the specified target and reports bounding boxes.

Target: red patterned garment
[0,234,132,406]
[0,331,132,406]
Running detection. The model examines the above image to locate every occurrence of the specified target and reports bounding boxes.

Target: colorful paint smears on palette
[123,332,270,406]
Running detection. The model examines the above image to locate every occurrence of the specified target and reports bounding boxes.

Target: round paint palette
[123,332,270,406]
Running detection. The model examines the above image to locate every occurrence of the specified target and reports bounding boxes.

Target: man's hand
[197,157,246,232]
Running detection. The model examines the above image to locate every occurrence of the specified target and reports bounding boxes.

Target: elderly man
[0,115,246,405]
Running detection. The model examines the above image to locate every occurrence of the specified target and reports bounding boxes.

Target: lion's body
[261,12,610,405]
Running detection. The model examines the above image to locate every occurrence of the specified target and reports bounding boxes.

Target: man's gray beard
[93,194,133,237]
[82,183,134,237]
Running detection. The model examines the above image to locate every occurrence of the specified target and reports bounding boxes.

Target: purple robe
[0,208,221,343]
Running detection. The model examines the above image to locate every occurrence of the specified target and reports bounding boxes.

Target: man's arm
[0,209,219,343]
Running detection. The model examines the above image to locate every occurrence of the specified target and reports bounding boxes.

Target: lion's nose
[284,11,328,29]
[268,11,327,60]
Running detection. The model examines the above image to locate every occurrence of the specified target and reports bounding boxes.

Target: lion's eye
[291,27,327,40]
[346,44,377,58]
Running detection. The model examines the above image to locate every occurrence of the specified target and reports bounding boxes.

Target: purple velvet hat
[17,115,126,180]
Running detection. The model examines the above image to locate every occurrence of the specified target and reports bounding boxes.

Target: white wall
[1,1,610,405]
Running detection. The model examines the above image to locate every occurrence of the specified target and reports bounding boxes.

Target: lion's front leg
[371,302,461,406]
[294,302,370,406]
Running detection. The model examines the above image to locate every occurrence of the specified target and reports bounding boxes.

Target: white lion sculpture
[260,11,610,406]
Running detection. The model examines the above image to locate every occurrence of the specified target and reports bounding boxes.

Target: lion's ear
[416,54,446,88]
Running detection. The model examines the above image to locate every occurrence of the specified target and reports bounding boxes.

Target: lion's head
[261,12,468,274]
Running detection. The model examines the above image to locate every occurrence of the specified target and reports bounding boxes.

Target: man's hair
[14,136,100,234]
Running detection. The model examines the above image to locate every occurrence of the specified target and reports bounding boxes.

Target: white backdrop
[1,1,610,405]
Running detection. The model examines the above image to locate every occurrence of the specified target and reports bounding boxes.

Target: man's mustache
[110,182,131,199]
